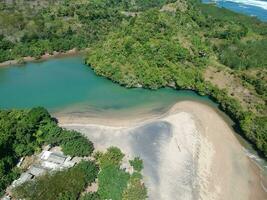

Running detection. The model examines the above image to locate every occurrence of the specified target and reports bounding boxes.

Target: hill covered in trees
[0,0,176,62]
[86,0,267,158]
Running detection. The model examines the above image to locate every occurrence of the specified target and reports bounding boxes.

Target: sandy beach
[59,101,267,200]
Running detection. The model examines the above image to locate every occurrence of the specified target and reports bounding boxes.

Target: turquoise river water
[0,56,215,116]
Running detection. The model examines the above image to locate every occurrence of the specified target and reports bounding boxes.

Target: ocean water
[202,0,267,21]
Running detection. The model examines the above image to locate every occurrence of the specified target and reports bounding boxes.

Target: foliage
[0,107,49,194]
[240,72,267,98]
[79,192,100,200]
[0,108,146,199]
[218,40,267,70]
[98,165,130,200]
[75,161,99,184]
[86,9,208,89]
[129,157,143,172]
[95,146,148,200]
[122,176,147,200]
[0,0,178,63]
[98,146,125,168]
[85,0,267,158]
[61,135,94,157]
[0,107,94,195]
[13,161,99,200]
[38,123,94,157]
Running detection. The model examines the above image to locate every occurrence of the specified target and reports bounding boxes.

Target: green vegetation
[0,0,266,196]
[97,147,129,200]
[130,157,143,172]
[12,146,147,200]
[122,175,147,200]
[98,146,125,168]
[80,192,100,200]
[86,0,267,158]
[218,40,267,70]
[98,165,130,200]
[86,8,208,89]
[0,2,266,158]
[239,72,267,98]
[1,108,147,199]
[0,107,94,195]
[0,0,176,62]
[95,147,147,200]
[13,161,99,200]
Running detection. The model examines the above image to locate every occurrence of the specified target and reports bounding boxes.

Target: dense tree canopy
[86,0,267,157]
[0,0,178,62]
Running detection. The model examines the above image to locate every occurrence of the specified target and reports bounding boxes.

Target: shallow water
[0,56,215,117]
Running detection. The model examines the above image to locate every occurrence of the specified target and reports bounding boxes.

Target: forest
[0,0,176,62]
[85,0,267,157]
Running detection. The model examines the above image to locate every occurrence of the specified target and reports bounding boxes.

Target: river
[0,56,215,117]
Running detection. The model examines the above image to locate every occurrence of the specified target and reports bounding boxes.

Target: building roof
[46,153,67,164]
[41,161,60,170]
[28,165,47,176]
[41,150,52,160]
[12,173,33,187]
[2,196,11,200]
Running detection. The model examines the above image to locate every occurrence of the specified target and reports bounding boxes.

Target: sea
[202,0,267,21]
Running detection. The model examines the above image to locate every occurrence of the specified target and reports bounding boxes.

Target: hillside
[86,0,267,157]
[0,0,176,62]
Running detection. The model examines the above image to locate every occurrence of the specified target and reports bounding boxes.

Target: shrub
[122,176,147,200]
[61,136,94,157]
[129,157,143,172]
[99,147,124,168]
[98,165,130,200]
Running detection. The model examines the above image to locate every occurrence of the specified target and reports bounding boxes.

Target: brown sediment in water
[58,100,267,200]
[0,48,82,68]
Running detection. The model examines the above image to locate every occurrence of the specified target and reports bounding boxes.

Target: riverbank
[59,100,267,200]
[0,48,81,68]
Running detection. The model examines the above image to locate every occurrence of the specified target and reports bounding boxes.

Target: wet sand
[59,101,267,200]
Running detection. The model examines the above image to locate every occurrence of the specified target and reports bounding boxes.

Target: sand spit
[60,101,267,200]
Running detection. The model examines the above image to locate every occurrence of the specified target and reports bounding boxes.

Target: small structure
[2,195,11,200]
[40,151,75,170]
[12,173,33,187]
[46,152,66,164]
[11,146,76,190]
[28,165,47,176]
[16,157,24,168]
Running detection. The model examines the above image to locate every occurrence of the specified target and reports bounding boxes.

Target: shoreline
[59,100,267,199]
[0,48,84,68]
